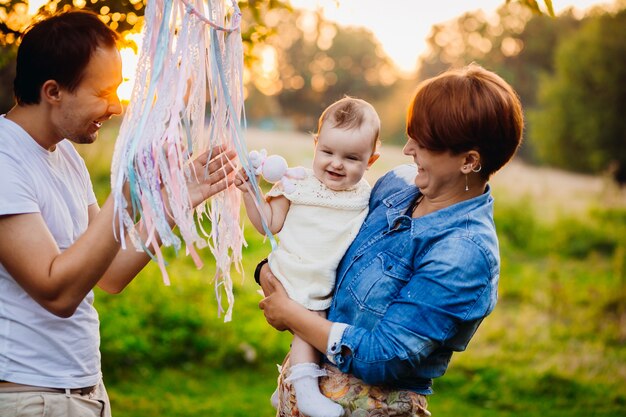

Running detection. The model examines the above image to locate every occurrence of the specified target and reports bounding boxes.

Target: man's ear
[41,80,62,104]
[367,152,380,168]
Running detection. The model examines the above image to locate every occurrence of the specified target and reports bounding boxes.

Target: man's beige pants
[0,381,111,417]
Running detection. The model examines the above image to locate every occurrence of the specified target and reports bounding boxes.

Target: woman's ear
[41,80,62,105]
[462,150,481,172]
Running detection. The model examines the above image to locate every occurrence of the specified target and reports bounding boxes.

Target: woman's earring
[465,174,469,192]
[472,163,482,173]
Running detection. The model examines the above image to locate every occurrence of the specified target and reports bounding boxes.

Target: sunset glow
[290,0,614,74]
[249,44,282,96]
[117,33,143,103]
[27,0,48,16]
[113,0,613,101]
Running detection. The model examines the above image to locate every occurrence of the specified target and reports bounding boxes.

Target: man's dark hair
[14,10,119,105]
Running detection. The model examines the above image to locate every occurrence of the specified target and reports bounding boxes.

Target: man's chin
[70,133,98,145]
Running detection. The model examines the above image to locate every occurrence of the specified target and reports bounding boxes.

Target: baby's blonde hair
[315,96,381,152]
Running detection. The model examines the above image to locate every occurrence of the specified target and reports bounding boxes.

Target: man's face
[53,45,123,144]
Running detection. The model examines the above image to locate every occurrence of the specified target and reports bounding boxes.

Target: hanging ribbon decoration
[111,0,270,322]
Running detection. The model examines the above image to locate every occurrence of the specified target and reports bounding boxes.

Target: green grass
[81,122,626,416]
[108,366,279,417]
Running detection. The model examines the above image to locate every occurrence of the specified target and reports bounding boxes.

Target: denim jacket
[326,164,500,395]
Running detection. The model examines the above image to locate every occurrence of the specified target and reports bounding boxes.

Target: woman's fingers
[259,263,279,295]
[257,265,292,332]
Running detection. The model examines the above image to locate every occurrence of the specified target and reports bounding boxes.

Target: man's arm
[0,147,235,317]
[97,147,236,293]
[0,196,126,318]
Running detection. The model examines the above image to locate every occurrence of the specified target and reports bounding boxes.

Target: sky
[289,0,613,73]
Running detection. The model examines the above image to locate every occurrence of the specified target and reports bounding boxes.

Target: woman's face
[402,137,466,198]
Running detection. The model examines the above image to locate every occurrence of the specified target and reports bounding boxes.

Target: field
[244,128,625,217]
[79,125,626,417]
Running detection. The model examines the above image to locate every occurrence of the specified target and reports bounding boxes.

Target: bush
[97,230,291,382]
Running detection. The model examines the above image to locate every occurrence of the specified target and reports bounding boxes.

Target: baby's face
[313,124,376,191]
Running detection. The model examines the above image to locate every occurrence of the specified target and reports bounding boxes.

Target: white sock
[287,363,344,417]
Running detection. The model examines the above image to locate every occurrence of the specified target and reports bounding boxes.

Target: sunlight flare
[117,32,143,103]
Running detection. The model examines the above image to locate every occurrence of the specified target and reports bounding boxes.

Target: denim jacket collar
[382,184,493,238]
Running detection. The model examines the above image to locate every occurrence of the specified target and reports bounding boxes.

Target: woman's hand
[257,262,275,297]
[258,264,297,331]
[188,146,237,207]
[258,263,334,352]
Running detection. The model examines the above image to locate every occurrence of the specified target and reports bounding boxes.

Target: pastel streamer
[111,0,264,322]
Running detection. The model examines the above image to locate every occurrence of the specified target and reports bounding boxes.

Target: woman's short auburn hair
[406,63,524,179]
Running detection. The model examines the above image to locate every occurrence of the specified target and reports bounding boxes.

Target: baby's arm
[236,169,290,235]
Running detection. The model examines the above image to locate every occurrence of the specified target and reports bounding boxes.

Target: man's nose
[108,94,123,116]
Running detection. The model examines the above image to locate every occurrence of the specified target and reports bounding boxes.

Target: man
[0,10,236,417]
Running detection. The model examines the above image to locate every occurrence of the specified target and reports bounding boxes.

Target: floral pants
[276,357,431,417]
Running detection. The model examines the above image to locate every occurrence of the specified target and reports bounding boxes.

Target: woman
[257,63,524,416]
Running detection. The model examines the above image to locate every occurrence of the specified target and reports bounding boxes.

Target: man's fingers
[205,148,237,174]
[192,147,236,171]
[199,153,237,187]
[203,170,236,198]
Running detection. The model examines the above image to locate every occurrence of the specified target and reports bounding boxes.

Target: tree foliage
[245,8,396,131]
[0,0,290,111]
[0,0,290,48]
[417,3,587,161]
[529,9,626,183]
[0,0,556,46]
[418,3,583,106]
[511,0,554,16]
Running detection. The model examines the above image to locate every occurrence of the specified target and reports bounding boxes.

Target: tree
[0,0,564,113]
[417,3,587,161]
[501,10,580,107]
[0,46,15,111]
[0,0,290,111]
[0,0,556,45]
[0,0,290,45]
[418,3,582,104]
[244,8,397,132]
[511,0,555,16]
[529,9,626,183]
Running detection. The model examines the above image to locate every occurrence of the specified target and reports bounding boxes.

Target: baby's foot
[288,363,344,417]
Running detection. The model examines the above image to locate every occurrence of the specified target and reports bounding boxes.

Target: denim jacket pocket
[347,251,413,316]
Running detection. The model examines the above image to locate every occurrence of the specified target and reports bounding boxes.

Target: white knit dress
[266,169,371,310]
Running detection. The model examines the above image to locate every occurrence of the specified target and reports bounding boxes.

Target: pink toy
[249,149,306,194]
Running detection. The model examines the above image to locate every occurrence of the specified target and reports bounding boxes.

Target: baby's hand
[235,168,251,192]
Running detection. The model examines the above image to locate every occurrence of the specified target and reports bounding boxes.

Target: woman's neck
[412,185,486,218]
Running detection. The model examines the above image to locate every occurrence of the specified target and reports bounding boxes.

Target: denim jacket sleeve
[331,234,498,386]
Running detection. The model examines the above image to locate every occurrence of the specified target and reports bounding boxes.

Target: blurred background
[1,0,626,416]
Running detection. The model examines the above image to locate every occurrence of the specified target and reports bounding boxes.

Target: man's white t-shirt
[0,115,101,388]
